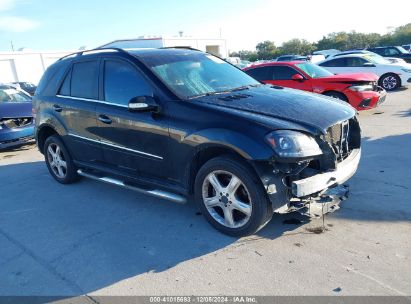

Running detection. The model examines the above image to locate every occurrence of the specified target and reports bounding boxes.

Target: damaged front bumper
[258,148,361,218]
[292,148,361,198]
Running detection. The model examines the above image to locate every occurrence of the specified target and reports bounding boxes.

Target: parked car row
[244,61,386,110]
[318,53,411,91]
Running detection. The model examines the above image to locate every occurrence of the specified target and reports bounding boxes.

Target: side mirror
[291,74,305,81]
[128,96,159,112]
[363,62,375,67]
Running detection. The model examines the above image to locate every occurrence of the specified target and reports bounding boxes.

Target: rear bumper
[291,148,361,197]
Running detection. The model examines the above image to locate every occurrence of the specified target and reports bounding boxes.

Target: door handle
[53,104,62,112]
[98,115,112,124]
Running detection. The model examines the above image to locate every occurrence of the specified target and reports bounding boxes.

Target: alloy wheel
[202,170,252,228]
[382,76,397,90]
[47,143,67,178]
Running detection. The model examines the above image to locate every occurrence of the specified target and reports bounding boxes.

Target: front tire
[195,156,272,236]
[44,135,80,184]
[379,73,400,91]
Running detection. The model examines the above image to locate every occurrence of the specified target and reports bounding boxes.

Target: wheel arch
[322,90,348,101]
[185,144,263,195]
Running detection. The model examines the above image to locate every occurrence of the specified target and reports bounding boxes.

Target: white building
[0,36,228,85]
[0,50,74,85]
[100,36,228,58]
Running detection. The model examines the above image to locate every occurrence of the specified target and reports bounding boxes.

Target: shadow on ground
[0,133,410,296]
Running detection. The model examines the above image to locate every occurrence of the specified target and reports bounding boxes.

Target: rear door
[56,59,104,163]
[95,57,169,179]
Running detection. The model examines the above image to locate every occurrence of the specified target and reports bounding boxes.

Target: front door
[268,65,312,91]
[94,58,170,179]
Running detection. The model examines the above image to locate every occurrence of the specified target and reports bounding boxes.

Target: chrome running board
[77,169,187,204]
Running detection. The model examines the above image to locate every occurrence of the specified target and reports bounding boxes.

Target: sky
[0,0,410,52]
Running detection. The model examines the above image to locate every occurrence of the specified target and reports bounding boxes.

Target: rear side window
[70,61,99,99]
[272,66,299,80]
[245,67,272,81]
[103,60,152,106]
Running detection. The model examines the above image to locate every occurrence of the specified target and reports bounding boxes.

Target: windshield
[141,52,260,99]
[296,62,333,78]
[0,88,31,103]
[364,54,391,64]
[396,46,408,54]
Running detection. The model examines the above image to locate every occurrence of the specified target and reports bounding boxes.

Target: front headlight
[348,85,373,92]
[401,68,411,73]
[265,130,322,158]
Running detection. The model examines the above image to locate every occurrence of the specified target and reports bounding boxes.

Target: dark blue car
[0,85,34,149]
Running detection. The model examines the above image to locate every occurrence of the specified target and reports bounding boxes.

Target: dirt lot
[0,89,410,297]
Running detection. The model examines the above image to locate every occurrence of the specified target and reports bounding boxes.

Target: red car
[243,61,387,110]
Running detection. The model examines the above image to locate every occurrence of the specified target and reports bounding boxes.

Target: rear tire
[194,156,272,237]
[378,73,400,91]
[323,91,348,102]
[44,135,80,184]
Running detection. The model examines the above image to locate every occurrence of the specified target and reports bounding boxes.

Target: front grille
[324,120,352,161]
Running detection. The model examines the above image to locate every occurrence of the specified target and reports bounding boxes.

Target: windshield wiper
[230,85,250,92]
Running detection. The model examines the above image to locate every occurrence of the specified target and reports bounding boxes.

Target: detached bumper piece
[291,148,361,198]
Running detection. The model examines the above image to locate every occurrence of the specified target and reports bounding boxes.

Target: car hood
[193,85,356,134]
[317,73,378,82]
[0,102,33,120]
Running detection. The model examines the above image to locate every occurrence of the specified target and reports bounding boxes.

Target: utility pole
[10,41,15,52]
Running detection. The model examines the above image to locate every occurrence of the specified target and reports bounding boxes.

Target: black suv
[34,48,361,236]
[367,46,411,63]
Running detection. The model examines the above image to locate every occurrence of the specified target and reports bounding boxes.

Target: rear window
[245,66,272,81]
[70,61,99,99]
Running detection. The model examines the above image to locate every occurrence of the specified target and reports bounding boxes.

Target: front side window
[387,48,400,56]
[104,60,153,106]
[346,57,367,67]
[295,63,333,78]
[272,66,299,80]
[319,58,347,67]
[71,61,99,99]
[139,52,260,99]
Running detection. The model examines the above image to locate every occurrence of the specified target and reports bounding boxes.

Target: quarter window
[104,60,152,106]
[71,61,99,99]
[59,69,71,96]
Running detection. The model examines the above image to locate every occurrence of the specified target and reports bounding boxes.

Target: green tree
[256,40,278,59]
[380,23,411,45]
[279,38,316,55]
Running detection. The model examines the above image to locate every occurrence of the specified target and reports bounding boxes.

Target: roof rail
[58,47,130,61]
[160,46,202,52]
